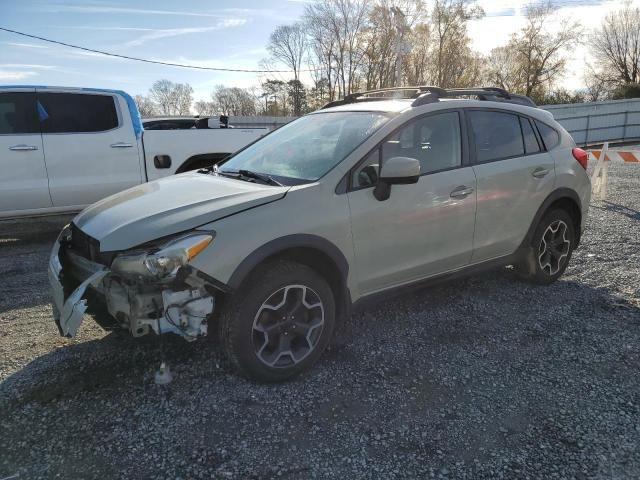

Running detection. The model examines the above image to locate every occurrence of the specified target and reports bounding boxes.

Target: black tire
[218,260,335,382]
[517,209,576,285]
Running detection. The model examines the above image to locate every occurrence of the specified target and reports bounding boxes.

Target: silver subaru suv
[49,87,591,382]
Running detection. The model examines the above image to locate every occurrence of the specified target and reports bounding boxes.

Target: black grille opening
[69,223,115,266]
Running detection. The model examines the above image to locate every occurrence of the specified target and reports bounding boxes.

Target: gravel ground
[1,164,639,480]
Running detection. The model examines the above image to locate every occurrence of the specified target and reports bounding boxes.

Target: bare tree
[268,23,307,114]
[304,0,370,97]
[430,0,484,88]
[211,86,257,116]
[404,23,432,85]
[482,2,580,101]
[361,1,425,89]
[193,100,217,116]
[148,79,193,115]
[589,4,640,87]
[485,46,524,92]
[583,63,610,102]
[134,94,157,117]
[515,2,579,99]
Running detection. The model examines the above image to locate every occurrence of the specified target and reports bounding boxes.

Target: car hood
[74,173,289,251]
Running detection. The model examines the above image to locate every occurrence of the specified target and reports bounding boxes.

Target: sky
[0,0,638,102]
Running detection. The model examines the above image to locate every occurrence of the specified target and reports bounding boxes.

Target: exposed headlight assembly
[111,233,214,279]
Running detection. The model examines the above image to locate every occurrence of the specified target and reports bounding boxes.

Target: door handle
[532,167,549,178]
[110,142,133,148]
[450,186,474,199]
[9,144,38,151]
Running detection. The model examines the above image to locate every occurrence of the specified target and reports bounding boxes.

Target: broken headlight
[111,233,214,279]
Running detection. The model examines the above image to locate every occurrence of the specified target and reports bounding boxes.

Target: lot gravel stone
[0,164,639,480]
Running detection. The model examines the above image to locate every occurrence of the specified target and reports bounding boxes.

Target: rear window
[468,110,524,162]
[535,120,560,150]
[38,92,119,133]
[0,92,39,134]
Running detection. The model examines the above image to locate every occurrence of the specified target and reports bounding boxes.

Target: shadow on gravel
[3,267,639,410]
[0,331,204,407]
[592,201,640,221]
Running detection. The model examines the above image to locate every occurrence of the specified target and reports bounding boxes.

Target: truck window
[0,92,39,134]
[38,92,119,133]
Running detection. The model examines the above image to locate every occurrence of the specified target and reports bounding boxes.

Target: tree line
[135,0,640,118]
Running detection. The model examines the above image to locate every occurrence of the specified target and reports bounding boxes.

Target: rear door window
[535,120,560,150]
[520,117,541,154]
[38,92,119,133]
[0,92,39,134]
[468,110,524,162]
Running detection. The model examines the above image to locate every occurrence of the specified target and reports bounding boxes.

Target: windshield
[219,111,390,183]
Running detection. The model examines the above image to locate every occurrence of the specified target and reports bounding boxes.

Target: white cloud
[0,64,56,70]
[42,4,229,17]
[0,70,38,81]
[3,42,50,49]
[122,18,248,47]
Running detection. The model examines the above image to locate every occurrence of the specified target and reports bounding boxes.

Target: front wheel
[517,209,576,285]
[218,260,335,382]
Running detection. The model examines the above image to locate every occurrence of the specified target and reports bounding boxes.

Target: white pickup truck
[0,86,267,219]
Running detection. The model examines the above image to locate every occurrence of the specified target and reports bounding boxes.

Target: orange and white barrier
[588,144,639,200]
[589,149,640,163]
[590,143,610,200]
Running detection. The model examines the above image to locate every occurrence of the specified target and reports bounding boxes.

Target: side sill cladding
[519,188,583,250]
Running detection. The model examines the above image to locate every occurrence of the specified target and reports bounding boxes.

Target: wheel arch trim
[227,234,350,290]
[520,187,583,250]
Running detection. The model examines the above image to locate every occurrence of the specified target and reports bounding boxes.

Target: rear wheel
[517,209,575,285]
[218,260,335,382]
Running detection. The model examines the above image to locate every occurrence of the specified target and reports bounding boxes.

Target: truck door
[0,89,51,216]
[37,90,143,208]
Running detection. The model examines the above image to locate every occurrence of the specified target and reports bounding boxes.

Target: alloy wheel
[252,285,325,368]
[538,220,571,276]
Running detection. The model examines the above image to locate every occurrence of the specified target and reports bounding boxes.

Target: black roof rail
[321,86,537,109]
[320,86,446,109]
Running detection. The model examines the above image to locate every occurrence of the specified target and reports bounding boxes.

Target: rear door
[38,90,142,208]
[0,89,51,215]
[468,109,555,262]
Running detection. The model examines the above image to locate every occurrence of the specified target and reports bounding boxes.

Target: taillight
[572,147,589,170]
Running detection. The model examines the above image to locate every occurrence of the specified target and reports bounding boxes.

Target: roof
[317,97,551,118]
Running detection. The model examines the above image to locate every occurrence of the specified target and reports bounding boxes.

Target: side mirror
[374,156,421,201]
[207,117,220,129]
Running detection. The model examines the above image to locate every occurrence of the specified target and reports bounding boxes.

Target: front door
[347,111,477,295]
[38,91,142,208]
[0,90,51,216]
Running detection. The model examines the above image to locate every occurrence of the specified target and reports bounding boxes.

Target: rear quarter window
[535,120,560,150]
[38,92,119,134]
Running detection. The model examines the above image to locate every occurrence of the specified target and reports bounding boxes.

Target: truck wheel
[517,209,575,285]
[218,260,335,382]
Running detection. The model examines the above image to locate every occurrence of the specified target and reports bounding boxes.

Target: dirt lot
[1,164,639,480]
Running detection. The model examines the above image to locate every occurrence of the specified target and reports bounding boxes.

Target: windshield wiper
[216,169,283,186]
[239,169,284,186]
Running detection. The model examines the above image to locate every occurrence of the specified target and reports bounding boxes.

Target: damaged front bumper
[49,227,217,340]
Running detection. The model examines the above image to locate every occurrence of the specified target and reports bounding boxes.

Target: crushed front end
[49,224,222,341]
